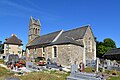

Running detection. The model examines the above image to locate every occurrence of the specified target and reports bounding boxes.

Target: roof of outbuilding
[27,25,89,47]
[104,48,120,56]
[103,48,120,60]
[4,34,23,45]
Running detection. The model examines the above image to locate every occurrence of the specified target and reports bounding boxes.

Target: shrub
[112,69,117,75]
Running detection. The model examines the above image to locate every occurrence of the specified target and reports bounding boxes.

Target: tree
[103,38,116,48]
[0,41,4,54]
[96,38,116,58]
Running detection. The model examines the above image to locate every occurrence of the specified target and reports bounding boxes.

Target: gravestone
[26,61,34,69]
[67,63,102,80]
[106,60,110,67]
[71,63,78,73]
[96,58,99,73]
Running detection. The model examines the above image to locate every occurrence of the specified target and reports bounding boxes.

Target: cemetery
[0,49,120,80]
[0,55,120,80]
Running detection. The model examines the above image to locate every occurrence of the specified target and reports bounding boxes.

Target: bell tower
[28,16,41,43]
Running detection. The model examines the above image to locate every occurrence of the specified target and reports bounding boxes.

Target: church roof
[27,30,62,47]
[27,25,89,47]
[4,34,23,45]
[52,26,88,46]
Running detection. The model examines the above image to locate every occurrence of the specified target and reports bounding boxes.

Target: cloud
[0,0,62,22]
[1,0,40,13]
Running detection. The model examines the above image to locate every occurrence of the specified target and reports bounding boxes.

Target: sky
[0,0,120,49]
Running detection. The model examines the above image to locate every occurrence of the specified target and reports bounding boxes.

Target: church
[26,16,96,67]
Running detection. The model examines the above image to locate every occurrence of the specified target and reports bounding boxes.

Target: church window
[87,40,92,52]
[38,29,39,34]
[33,28,35,34]
[53,47,57,57]
[35,28,37,34]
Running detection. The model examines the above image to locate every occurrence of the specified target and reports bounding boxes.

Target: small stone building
[4,34,23,58]
[26,16,96,67]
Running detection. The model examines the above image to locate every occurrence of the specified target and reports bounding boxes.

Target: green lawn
[84,67,120,80]
[0,66,14,80]
[19,70,70,80]
[0,59,4,64]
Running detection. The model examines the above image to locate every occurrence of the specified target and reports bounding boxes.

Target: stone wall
[36,48,42,57]
[56,44,83,67]
[4,44,22,57]
[27,44,83,67]
[83,27,96,60]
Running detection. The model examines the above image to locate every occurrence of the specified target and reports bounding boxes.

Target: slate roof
[27,30,62,47]
[103,48,120,60]
[27,25,89,47]
[4,34,23,45]
[53,26,88,45]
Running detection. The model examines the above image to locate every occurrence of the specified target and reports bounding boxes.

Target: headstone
[71,64,78,73]
[26,61,34,69]
[96,58,99,73]
[86,60,91,66]
[106,60,110,67]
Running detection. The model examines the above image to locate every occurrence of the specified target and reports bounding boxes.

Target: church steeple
[28,16,41,43]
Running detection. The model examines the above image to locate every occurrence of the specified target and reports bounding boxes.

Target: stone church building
[26,16,96,67]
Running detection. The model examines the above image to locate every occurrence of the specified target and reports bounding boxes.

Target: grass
[19,70,70,80]
[84,67,120,80]
[0,66,14,80]
[0,59,4,64]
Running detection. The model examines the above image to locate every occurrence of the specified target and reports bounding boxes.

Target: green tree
[96,38,116,58]
[0,41,4,54]
[103,38,116,48]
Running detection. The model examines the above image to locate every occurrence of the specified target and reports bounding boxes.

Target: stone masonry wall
[4,44,22,57]
[27,44,83,67]
[83,27,96,60]
[56,44,83,67]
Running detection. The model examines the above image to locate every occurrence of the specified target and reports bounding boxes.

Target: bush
[0,59,4,64]
[112,69,117,75]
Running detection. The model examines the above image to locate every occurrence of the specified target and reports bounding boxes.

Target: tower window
[38,29,39,34]
[33,28,35,34]
[35,28,37,34]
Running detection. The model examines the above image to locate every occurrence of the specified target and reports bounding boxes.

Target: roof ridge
[63,25,89,33]
[40,30,63,37]
[52,30,64,42]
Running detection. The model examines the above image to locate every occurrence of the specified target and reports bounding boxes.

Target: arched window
[38,29,39,34]
[35,28,37,34]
